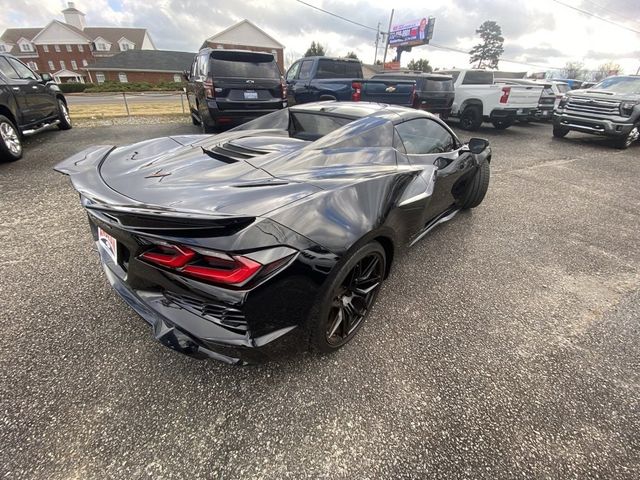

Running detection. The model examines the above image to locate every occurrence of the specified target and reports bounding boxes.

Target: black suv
[553,75,640,149]
[371,71,454,117]
[186,49,286,132]
[0,53,71,162]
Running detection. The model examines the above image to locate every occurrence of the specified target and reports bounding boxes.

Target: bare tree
[562,61,587,80]
[594,62,622,81]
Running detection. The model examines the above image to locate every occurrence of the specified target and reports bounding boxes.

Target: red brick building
[201,20,285,71]
[84,50,195,84]
[0,2,155,83]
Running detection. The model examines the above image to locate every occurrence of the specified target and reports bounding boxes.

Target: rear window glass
[556,83,569,94]
[316,60,362,79]
[425,79,453,92]
[209,52,279,79]
[439,71,460,82]
[289,113,352,140]
[462,71,494,85]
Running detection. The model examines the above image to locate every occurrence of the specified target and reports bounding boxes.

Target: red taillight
[204,78,215,99]
[500,86,511,104]
[183,256,261,284]
[351,81,362,102]
[141,245,196,268]
[280,78,287,100]
[140,244,263,286]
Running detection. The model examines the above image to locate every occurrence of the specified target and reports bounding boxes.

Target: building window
[96,43,108,51]
[42,45,48,52]
[121,43,130,51]
[95,72,105,83]
[54,44,60,52]
[78,45,84,52]
[173,73,182,82]
[60,60,66,70]
[66,44,72,52]
[48,61,55,71]
[28,61,38,71]
[19,42,34,52]
[118,72,128,83]
[82,59,88,67]
[71,60,78,70]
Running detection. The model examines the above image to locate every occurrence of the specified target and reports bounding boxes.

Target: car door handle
[12,87,20,91]
[32,85,39,89]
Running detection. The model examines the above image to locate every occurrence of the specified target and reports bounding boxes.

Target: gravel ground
[0,119,638,479]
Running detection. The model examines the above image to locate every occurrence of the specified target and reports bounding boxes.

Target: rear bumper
[206,99,285,124]
[489,107,536,121]
[100,246,307,364]
[553,112,635,136]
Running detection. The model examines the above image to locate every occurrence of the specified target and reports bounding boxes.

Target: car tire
[553,125,570,138]
[309,241,386,354]
[0,115,23,162]
[491,119,513,130]
[459,106,483,131]
[613,126,639,150]
[57,99,72,130]
[460,158,490,209]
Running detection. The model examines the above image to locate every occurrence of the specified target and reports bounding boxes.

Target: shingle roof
[1,28,42,44]
[1,24,151,52]
[84,50,195,72]
[83,27,149,51]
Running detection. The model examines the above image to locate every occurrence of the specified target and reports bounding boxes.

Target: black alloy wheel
[324,246,385,348]
[0,115,22,162]
[57,99,72,130]
[459,106,482,131]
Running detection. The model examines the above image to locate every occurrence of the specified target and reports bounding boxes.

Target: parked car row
[0,52,71,162]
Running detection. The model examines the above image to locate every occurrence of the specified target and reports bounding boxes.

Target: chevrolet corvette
[55,102,491,364]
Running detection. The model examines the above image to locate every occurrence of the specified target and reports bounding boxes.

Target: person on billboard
[418,18,427,40]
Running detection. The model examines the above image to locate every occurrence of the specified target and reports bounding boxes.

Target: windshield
[592,76,640,94]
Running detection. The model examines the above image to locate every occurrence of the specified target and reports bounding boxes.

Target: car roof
[373,71,452,79]
[289,101,430,123]
[300,56,361,63]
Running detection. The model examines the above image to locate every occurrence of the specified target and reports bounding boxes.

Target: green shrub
[83,81,185,93]
[58,82,95,93]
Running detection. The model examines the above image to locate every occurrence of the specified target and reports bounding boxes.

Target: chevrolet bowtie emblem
[145,169,171,179]
[385,86,397,93]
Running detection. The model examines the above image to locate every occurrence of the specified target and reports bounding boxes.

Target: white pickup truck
[439,69,543,130]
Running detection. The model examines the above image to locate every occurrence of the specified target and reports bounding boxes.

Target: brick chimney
[62,2,86,30]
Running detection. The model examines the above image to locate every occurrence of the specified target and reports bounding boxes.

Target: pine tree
[469,21,504,69]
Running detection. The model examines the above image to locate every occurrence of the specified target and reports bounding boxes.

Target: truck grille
[566,96,620,116]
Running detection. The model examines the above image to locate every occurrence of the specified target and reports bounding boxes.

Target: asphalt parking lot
[1,119,638,479]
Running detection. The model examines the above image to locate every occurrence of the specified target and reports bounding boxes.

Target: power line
[551,0,640,34]
[295,0,379,32]
[579,0,640,27]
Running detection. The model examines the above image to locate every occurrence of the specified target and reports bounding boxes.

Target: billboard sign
[389,17,435,47]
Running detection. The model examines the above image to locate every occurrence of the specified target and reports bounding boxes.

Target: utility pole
[636,64,640,75]
[373,22,381,65]
[382,9,394,67]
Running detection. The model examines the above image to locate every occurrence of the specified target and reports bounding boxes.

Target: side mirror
[40,73,53,83]
[467,137,489,154]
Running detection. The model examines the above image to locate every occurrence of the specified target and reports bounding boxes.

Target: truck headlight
[620,101,638,116]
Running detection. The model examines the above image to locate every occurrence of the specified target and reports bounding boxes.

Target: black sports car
[55,102,491,364]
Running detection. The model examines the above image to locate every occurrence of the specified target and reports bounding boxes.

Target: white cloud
[0,0,638,74]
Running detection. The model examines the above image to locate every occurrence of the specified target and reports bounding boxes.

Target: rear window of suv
[462,71,494,85]
[425,78,453,92]
[209,51,280,79]
[316,59,362,79]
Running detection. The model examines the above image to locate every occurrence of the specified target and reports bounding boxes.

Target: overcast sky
[1,0,638,74]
